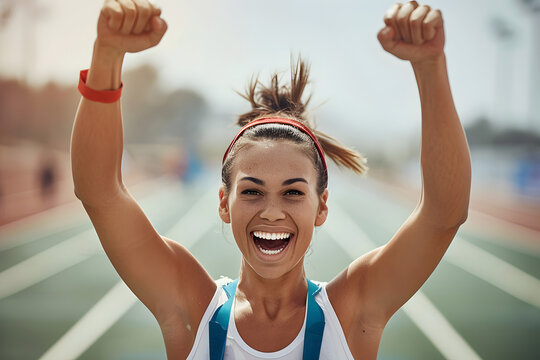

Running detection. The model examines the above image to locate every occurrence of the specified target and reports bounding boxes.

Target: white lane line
[446,238,540,308]
[366,178,540,258]
[322,201,482,360]
[165,188,219,248]
[322,200,374,256]
[0,229,100,300]
[38,188,218,360]
[0,201,86,252]
[402,291,481,360]
[464,209,540,258]
[0,175,173,252]
[38,282,137,360]
[0,180,182,300]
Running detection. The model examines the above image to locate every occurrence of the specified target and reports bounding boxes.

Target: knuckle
[139,3,151,12]
[139,7,151,18]
[385,7,397,18]
[407,1,418,8]
[118,0,135,11]
[415,5,428,14]
[396,11,407,21]
[133,0,148,10]
[387,3,401,15]
[104,4,122,16]
[124,7,136,16]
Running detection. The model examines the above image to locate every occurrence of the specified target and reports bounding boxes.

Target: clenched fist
[377,1,444,65]
[96,0,167,54]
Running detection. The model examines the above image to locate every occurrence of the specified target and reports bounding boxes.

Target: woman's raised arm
[71,45,124,203]
[71,0,215,330]
[329,1,471,330]
[72,0,165,202]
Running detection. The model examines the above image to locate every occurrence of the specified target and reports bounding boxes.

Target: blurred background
[0,0,539,359]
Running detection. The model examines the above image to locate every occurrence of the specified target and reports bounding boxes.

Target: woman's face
[219,139,328,279]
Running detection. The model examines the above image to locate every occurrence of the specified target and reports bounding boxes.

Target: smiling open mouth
[252,231,292,255]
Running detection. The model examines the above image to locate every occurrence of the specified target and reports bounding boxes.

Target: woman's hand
[96,0,167,56]
[377,1,444,66]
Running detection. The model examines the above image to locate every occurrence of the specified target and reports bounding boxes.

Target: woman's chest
[233,308,306,353]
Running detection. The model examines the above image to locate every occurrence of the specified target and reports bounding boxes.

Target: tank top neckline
[227,290,309,357]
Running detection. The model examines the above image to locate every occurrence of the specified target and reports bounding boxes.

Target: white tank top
[186,278,355,359]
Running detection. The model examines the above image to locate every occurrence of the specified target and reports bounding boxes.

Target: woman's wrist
[86,40,126,91]
[410,53,446,74]
[93,38,127,61]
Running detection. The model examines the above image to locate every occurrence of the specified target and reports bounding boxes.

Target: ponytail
[236,57,368,176]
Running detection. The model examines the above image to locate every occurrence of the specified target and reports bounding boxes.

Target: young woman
[71,1,471,359]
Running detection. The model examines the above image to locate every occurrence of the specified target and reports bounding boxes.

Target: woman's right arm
[71,0,216,324]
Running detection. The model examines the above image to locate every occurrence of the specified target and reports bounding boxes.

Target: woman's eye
[285,189,304,196]
[241,189,260,195]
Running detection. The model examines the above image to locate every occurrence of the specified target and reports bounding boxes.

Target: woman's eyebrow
[240,176,264,185]
[282,178,308,186]
[239,177,307,186]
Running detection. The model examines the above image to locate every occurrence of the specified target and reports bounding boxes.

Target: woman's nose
[259,199,286,221]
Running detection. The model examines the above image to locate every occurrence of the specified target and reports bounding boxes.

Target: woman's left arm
[380,1,471,226]
[413,53,471,227]
[330,2,471,327]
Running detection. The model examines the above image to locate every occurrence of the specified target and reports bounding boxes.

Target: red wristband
[78,69,122,103]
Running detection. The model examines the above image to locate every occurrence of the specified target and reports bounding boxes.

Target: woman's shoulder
[184,276,233,359]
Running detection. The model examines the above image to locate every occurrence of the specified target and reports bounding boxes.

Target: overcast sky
[0,0,537,146]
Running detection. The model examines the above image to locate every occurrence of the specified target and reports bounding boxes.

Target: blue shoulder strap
[209,279,238,360]
[209,278,324,360]
[303,279,325,360]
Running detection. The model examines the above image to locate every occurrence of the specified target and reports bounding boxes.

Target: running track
[1,172,539,359]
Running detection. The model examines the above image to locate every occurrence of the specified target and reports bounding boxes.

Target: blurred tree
[0,79,31,141]
[0,78,87,148]
[122,64,209,145]
[465,116,540,148]
[0,62,210,181]
[519,0,540,11]
[465,117,498,147]
[494,128,540,147]
[160,88,208,143]
[123,64,161,106]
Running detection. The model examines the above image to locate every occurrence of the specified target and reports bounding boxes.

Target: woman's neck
[235,259,308,321]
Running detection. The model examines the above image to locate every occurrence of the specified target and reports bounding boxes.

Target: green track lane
[1,175,539,359]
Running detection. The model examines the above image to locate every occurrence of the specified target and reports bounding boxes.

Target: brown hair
[222,58,368,195]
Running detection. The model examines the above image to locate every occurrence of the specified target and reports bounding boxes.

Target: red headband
[222,117,328,174]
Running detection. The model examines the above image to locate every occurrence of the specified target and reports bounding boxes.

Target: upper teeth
[253,231,291,240]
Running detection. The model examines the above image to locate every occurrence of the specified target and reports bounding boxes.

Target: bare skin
[71,1,470,359]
